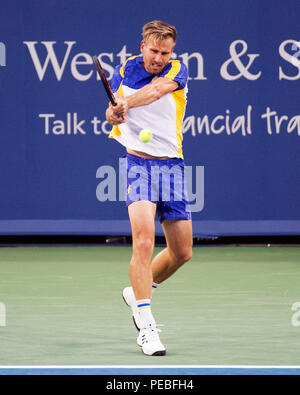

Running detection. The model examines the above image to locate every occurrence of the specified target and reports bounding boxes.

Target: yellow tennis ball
[139,129,152,143]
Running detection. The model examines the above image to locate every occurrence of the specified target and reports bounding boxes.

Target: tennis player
[105,20,193,356]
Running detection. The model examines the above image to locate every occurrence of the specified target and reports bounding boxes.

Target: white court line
[0,365,300,369]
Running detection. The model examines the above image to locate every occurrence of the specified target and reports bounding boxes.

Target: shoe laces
[141,323,164,343]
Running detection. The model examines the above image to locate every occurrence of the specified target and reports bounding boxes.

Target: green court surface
[0,245,299,366]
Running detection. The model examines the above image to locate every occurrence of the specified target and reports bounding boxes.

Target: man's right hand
[106,94,128,125]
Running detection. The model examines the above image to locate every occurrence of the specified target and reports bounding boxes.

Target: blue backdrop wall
[0,0,299,237]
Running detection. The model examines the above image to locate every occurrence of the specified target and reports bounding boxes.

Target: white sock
[151,282,160,296]
[136,299,156,329]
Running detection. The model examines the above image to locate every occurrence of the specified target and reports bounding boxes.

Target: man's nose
[154,53,162,63]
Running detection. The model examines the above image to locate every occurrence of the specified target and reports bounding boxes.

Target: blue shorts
[123,153,192,223]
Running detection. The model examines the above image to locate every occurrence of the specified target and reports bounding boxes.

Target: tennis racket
[93,55,117,106]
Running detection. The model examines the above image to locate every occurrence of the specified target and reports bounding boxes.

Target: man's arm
[106,77,178,125]
[126,77,178,109]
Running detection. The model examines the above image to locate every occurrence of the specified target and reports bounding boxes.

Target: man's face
[140,37,175,75]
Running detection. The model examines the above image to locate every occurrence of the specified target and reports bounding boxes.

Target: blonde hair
[142,20,177,44]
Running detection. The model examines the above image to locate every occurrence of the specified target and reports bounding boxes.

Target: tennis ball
[139,129,152,143]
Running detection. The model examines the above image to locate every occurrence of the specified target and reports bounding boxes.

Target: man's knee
[171,247,193,266]
[134,236,154,257]
[180,248,193,264]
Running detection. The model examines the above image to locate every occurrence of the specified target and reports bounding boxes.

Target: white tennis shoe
[137,323,166,356]
[122,286,141,331]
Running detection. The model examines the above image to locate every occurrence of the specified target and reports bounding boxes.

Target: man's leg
[128,200,156,300]
[127,200,166,356]
[151,219,193,284]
